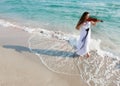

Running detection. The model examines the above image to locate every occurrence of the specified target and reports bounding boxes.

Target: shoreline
[0,26,87,86]
[0,17,120,57]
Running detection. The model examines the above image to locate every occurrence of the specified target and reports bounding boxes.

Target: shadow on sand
[3,45,79,58]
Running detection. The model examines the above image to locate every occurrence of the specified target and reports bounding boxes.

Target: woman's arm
[91,20,102,26]
[88,17,103,26]
[91,21,96,26]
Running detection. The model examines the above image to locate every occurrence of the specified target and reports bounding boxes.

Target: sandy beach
[0,26,88,86]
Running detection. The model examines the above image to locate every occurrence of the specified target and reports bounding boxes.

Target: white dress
[76,21,91,56]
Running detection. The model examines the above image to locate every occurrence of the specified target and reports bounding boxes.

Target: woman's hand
[91,21,96,26]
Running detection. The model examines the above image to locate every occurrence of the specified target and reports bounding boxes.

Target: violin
[87,17,103,22]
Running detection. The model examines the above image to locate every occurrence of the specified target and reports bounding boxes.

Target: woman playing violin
[75,11,102,58]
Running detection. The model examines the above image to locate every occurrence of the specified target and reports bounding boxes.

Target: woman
[75,12,102,58]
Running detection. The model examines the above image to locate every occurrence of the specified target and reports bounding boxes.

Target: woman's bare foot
[86,53,90,58]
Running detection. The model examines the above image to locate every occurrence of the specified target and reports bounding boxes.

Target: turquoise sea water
[0,0,120,56]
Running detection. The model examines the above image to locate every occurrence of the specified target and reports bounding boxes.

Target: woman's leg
[86,52,90,58]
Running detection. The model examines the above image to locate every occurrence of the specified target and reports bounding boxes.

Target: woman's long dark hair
[76,12,89,28]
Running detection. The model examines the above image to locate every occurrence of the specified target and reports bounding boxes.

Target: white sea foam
[0,19,35,33]
[28,29,120,86]
[0,18,120,86]
[0,18,119,59]
[27,24,120,86]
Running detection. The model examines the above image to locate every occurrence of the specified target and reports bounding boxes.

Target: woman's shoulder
[87,21,91,24]
[83,21,91,25]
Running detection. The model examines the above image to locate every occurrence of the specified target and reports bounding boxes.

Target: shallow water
[28,29,120,86]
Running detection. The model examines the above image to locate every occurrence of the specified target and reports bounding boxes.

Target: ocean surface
[0,0,120,86]
[0,0,120,55]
